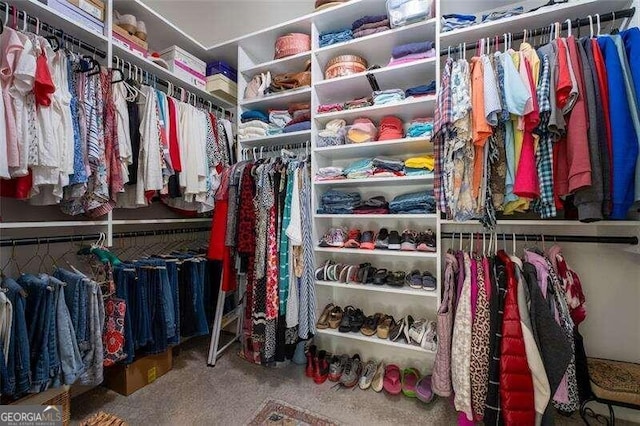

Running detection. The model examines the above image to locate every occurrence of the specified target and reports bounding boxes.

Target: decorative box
[324,55,367,80]
[274,33,311,59]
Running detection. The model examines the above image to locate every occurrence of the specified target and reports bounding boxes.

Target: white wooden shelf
[113,45,235,109]
[440,220,640,227]
[315,175,433,187]
[315,247,438,258]
[241,51,311,77]
[316,280,438,297]
[0,221,109,229]
[315,96,436,124]
[314,57,437,104]
[314,214,437,220]
[239,87,312,109]
[314,137,432,159]
[9,0,108,50]
[110,218,212,225]
[439,0,632,48]
[315,328,435,353]
[239,130,312,148]
[315,18,438,65]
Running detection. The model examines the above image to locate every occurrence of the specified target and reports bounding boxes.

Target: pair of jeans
[321,189,361,204]
[114,264,137,364]
[178,259,208,337]
[441,14,476,32]
[3,278,30,397]
[134,260,168,355]
[319,29,353,47]
[80,279,104,385]
[18,274,55,393]
[405,81,436,97]
[54,268,88,350]
[389,190,436,212]
[165,260,181,346]
[51,276,84,387]
[373,157,405,172]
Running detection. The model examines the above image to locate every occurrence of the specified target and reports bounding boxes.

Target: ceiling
[140,0,315,47]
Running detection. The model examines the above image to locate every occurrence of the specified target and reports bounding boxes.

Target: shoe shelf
[314,96,436,124]
[239,87,312,109]
[314,175,433,187]
[314,214,437,220]
[316,280,438,298]
[238,130,312,148]
[315,328,436,354]
[314,57,437,104]
[315,247,438,258]
[439,0,632,48]
[313,137,432,159]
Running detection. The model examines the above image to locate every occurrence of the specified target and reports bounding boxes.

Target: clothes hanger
[565,18,572,37]
[596,13,602,37]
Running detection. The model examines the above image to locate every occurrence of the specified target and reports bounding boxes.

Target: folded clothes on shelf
[405,156,435,170]
[405,167,432,176]
[316,166,345,180]
[482,6,523,22]
[389,190,436,214]
[317,119,347,147]
[352,14,388,31]
[353,26,390,38]
[407,118,434,138]
[241,109,269,123]
[378,115,404,140]
[353,17,390,33]
[373,156,405,172]
[391,41,435,59]
[346,118,377,143]
[317,103,344,113]
[288,102,310,114]
[373,89,405,105]
[344,96,372,110]
[344,158,374,179]
[269,109,292,128]
[319,28,353,47]
[238,119,270,139]
[317,189,361,214]
[441,13,476,32]
[388,50,435,66]
[283,120,311,133]
[288,110,312,124]
[405,81,436,97]
[352,195,389,214]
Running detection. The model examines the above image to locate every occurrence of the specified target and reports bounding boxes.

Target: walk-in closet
[0,0,639,425]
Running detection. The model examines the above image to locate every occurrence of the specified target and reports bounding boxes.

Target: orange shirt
[471,57,492,200]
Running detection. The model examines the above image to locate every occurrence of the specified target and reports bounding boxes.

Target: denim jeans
[179,259,209,338]
[319,29,353,47]
[165,260,180,345]
[389,190,436,213]
[18,274,54,393]
[50,275,84,386]
[79,279,104,386]
[114,264,137,364]
[39,275,60,391]
[3,278,30,397]
[134,263,154,349]
[143,262,168,355]
[54,268,88,350]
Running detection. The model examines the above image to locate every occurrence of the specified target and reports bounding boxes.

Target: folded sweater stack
[389,41,436,66]
[352,15,390,38]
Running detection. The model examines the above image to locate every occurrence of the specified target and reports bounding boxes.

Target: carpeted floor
[70,338,633,425]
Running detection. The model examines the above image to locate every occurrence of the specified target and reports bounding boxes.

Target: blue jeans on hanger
[38,275,60,390]
[18,274,54,392]
[54,268,89,349]
[50,275,84,386]
[3,278,30,397]
[134,263,154,349]
[165,260,180,345]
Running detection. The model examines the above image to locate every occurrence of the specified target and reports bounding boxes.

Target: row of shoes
[113,11,148,41]
[319,228,436,252]
[316,304,437,350]
[315,259,436,290]
[305,346,435,402]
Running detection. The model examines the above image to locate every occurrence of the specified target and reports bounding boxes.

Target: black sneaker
[388,230,401,250]
[400,230,416,251]
[375,228,389,249]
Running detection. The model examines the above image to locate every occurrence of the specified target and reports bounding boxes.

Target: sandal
[402,368,421,398]
[361,313,383,336]
[339,264,351,283]
[346,264,360,284]
[416,375,435,403]
[316,303,334,329]
[339,305,357,333]
[408,318,428,345]
[372,268,388,285]
[328,306,344,329]
[350,308,365,332]
[406,270,423,289]
[376,315,395,339]
[389,317,405,341]
[422,271,436,291]
[387,271,406,287]
[383,364,402,395]
[354,262,371,284]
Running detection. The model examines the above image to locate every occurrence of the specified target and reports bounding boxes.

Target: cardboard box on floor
[103,348,172,396]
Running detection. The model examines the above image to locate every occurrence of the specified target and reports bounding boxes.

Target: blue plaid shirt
[534,55,557,218]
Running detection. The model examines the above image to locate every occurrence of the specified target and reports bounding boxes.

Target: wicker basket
[47,390,71,426]
[80,411,128,426]
[324,55,368,80]
[274,33,311,59]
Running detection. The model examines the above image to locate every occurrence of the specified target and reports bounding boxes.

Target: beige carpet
[70,337,636,425]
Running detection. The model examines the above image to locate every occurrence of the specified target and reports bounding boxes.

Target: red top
[167,98,182,172]
[34,53,55,107]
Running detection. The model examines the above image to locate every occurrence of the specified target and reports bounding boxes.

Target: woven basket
[324,55,368,80]
[274,33,311,59]
[45,389,71,426]
[80,411,128,426]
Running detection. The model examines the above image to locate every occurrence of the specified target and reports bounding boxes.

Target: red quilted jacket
[498,250,535,425]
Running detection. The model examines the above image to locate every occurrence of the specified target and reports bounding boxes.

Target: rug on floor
[247,399,338,426]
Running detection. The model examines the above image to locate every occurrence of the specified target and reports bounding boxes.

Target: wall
[140,0,314,47]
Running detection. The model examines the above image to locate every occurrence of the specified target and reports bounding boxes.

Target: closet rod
[0,2,107,58]
[440,232,638,245]
[0,226,211,247]
[439,6,636,56]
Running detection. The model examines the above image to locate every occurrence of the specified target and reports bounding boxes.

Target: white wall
[140,0,314,46]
